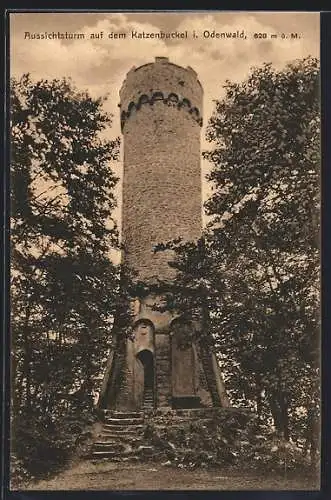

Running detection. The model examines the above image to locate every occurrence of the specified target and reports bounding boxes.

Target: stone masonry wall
[115,340,135,410]
[120,57,203,282]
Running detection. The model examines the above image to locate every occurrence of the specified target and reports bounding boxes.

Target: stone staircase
[91,410,154,461]
[200,348,221,407]
[143,389,154,410]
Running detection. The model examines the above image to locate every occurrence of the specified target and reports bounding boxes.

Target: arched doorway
[137,349,155,409]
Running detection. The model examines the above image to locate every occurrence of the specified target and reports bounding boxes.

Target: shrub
[11,407,98,485]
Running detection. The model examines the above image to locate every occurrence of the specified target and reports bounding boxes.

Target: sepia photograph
[9,10,320,491]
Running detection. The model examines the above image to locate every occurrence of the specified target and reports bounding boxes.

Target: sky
[10,11,320,259]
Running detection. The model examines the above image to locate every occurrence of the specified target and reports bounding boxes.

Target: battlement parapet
[120,57,203,131]
[120,91,203,131]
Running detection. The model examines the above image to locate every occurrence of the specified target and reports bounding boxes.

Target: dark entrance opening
[137,349,154,409]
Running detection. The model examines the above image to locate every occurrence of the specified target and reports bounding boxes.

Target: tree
[10,74,124,475]
[154,57,320,448]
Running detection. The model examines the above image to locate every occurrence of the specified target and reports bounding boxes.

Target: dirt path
[16,460,319,491]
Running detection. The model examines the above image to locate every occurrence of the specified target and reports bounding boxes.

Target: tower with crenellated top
[98,57,229,412]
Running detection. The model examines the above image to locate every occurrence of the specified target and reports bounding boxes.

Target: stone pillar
[155,333,171,407]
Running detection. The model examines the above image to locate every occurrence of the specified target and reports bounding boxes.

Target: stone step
[91,452,145,461]
[103,425,144,433]
[93,442,128,451]
[104,421,144,428]
[104,409,143,413]
[200,350,221,405]
[99,434,144,443]
[101,425,143,433]
[90,444,156,458]
[103,411,143,419]
[100,427,144,436]
[99,434,138,442]
[104,417,144,425]
[101,431,142,438]
[97,437,123,444]
[91,456,141,463]
[91,450,126,459]
[100,427,141,434]
[92,446,156,459]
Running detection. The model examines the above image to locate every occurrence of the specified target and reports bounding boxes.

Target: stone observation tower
[98,57,229,412]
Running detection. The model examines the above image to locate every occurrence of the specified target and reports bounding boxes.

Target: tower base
[98,295,230,412]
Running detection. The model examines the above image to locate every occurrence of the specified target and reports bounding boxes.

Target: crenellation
[120,91,203,131]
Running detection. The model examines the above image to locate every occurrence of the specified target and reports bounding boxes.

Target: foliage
[11,407,97,487]
[153,57,320,456]
[143,414,313,476]
[143,416,245,468]
[10,74,126,481]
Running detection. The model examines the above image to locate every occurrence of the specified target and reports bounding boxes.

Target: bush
[143,415,249,469]
[143,414,317,475]
[236,418,318,476]
[11,407,97,485]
